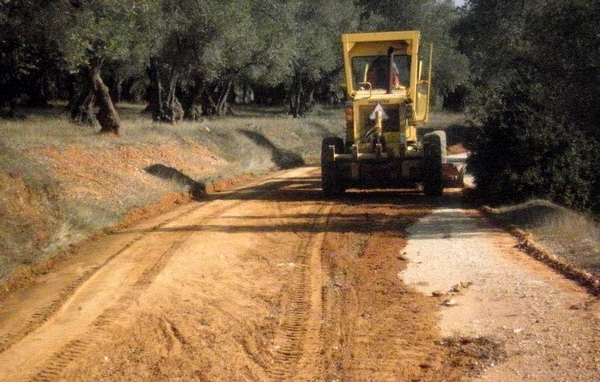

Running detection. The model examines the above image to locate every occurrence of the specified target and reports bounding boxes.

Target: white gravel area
[400,208,600,381]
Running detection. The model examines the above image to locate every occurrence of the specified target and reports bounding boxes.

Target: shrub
[468,76,599,213]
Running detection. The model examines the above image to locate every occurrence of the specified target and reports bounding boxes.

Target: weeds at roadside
[490,200,600,277]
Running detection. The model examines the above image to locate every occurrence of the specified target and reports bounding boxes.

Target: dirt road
[0,167,598,381]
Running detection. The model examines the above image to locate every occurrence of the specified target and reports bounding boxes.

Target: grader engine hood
[351,100,413,157]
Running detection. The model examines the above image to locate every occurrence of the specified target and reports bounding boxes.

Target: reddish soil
[0,167,494,381]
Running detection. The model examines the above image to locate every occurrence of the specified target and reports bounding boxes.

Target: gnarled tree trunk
[70,65,121,135]
[91,66,120,135]
[216,79,233,116]
[146,57,164,121]
[289,73,314,118]
[181,74,204,120]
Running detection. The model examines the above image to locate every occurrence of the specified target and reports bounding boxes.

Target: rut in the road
[318,200,442,380]
[251,205,330,381]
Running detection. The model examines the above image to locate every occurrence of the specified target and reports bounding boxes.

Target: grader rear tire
[321,137,345,197]
[423,131,445,197]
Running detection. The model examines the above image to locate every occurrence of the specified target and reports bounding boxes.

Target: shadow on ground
[145,164,206,199]
[121,165,481,239]
[239,129,305,169]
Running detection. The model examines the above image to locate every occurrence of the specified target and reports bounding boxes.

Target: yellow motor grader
[321,31,463,196]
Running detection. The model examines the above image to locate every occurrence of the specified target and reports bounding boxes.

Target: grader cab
[321,31,464,196]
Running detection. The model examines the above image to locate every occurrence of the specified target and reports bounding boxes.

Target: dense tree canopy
[0,0,466,120]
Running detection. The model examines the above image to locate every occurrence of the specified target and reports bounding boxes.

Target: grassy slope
[488,200,600,278]
[0,104,343,284]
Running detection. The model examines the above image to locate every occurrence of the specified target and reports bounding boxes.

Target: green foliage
[525,1,600,141]
[0,0,467,115]
[0,1,57,109]
[256,0,360,116]
[158,0,261,79]
[293,0,359,81]
[41,0,156,69]
[468,76,598,211]
[459,0,600,213]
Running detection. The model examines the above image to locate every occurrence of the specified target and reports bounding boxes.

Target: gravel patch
[400,208,600,381]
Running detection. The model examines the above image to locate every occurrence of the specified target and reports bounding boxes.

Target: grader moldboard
[321,31,464,197]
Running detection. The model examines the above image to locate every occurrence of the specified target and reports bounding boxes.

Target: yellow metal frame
[341,30,432,144]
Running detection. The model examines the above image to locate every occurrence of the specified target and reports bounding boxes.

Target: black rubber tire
[423,131,445,197]
[321,137,345,197]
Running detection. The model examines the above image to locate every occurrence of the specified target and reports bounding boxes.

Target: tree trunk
[91,66,120,135]
[26,72,50,108]
[288,73,318,118]
[182,75,204,120]
[216,80,233,116]
[303,87,315,113]
[164,74,183,122]
[201,86,218,116]
[145,57,183,123]
[70,67,95,125]
[289,75,303,118]
[108,74,122,104]
[146,57,165,121]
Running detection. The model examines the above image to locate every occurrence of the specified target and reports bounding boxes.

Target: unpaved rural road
[0,166,598,381]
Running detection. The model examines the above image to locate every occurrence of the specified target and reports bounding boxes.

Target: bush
[468,76,599,213]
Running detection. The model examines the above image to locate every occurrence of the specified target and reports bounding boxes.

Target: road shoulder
[400,208,600,381]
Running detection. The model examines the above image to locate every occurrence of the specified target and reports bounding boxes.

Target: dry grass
[484,200,600,286]
[0,103,344,283]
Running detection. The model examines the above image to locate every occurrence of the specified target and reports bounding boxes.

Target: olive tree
[286,0,359,117]
[54,0,159,134]
[0,0,65,114]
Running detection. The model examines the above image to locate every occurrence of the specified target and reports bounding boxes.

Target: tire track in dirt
[30,235,188,382]
[317,198,466,382]
[0,202,201,355]
[0,168,295,357]
[265,204,331,381]
[1,169,501,381]
[0,197,259,382]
